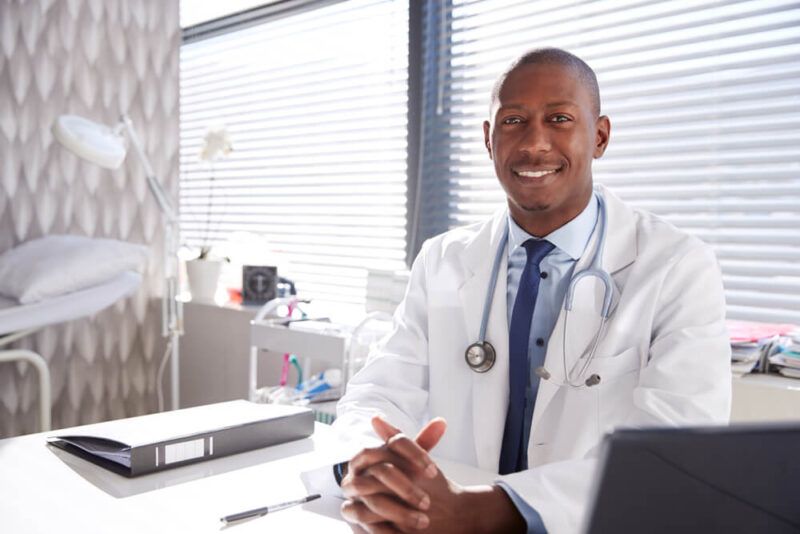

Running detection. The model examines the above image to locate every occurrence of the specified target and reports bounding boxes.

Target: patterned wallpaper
[0,0,179,437]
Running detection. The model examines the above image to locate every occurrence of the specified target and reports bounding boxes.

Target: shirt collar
[507,193,599,261]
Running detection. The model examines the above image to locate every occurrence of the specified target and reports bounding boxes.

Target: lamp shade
[52,115,127,170]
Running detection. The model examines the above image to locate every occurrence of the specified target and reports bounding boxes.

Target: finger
[349,446,414,476]
[371,417,435,478]
[341,471,386,499]
[341,499,388,525]
[341,501,405,534]
[363,524,402,534]
[359,493,430,531]
[366,523,404,534]
[414,417,447,452]
[348,524,369,534]
[385,434,438,479]
[363,462,430,510]
[371,415,402,442]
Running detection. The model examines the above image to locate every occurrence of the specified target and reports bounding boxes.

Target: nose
[518,122,551,154]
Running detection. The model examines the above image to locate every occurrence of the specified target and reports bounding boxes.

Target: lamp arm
[119,114,183,410]
[119,115,179,223]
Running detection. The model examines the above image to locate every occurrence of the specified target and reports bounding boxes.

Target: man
[332,48,731,533]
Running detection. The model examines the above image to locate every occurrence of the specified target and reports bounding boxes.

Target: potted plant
[186,246,229,302]
[185,126,232,303]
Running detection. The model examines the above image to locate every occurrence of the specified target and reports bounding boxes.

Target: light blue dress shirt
[496,194,599,533]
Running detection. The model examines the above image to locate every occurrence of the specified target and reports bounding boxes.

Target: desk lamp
[52,114,183,411]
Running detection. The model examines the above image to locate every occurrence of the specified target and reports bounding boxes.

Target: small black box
[242,265,277,304]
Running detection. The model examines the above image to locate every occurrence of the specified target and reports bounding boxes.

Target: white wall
[0,0,180,437]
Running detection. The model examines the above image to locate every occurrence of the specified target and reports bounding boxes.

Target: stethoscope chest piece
[465,341,496,373]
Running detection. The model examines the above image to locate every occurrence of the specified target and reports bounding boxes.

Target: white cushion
[0,235,149,304]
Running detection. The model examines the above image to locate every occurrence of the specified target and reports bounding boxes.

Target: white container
[186,259,223,302]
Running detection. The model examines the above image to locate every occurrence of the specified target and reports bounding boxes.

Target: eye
[550,114,571,123]
[502,116,523,125]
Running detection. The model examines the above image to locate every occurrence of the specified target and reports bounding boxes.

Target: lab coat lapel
[531,185,637,430]
[458,210,509,472]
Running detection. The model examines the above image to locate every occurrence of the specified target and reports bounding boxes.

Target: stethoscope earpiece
[536,367,601,387]
[585,374,601,387]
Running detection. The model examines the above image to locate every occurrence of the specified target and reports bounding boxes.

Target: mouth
[512,165,563,180]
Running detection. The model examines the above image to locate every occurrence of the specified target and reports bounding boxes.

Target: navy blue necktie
[499,238,554,475]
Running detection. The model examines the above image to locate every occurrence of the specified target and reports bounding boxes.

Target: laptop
[583,423,800,533]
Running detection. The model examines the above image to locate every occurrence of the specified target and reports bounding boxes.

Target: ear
[483,120,493,159]
[593,115,611,158]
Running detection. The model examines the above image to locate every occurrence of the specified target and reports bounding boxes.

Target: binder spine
[131,410,315,476]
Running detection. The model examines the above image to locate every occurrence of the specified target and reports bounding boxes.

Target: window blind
[416,0,800,323]
[180,0,409,309]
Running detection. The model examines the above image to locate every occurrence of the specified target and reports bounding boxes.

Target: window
[180,0,409,311]
[413,0,800,323]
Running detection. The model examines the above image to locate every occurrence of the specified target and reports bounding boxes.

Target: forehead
[494,63,591,111]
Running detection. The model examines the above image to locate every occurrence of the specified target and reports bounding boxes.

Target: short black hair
[490,47,601,116]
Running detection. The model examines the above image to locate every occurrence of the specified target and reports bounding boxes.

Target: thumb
[371,415,402,442]
[414,417,447,452]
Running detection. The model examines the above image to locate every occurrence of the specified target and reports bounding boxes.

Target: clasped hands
[340,417,525,534]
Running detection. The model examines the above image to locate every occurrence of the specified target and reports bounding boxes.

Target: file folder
[47,400,314,477]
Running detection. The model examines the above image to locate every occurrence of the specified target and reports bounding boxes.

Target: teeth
[517,169,557,178]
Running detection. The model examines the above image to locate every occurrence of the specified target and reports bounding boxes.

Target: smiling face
[483,62,610,236]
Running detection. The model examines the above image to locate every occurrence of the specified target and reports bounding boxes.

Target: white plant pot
[186,259,224,303]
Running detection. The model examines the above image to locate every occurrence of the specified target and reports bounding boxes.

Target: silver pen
[220,494,321,525]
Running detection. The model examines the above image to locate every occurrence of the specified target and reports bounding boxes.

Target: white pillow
[0,235,149,304]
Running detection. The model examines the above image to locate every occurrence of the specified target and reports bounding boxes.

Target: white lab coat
[334,185,732,533]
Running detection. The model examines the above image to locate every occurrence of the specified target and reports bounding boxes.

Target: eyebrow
[545,101,579,108]
[497,101,580,111]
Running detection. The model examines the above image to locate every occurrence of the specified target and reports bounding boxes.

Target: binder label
[165,438,205,464]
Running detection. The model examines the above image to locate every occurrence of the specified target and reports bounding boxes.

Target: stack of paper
[731,341,761,376]
[726,321,798,377]
[769,329,800,379]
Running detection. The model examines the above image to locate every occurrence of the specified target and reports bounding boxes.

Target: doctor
[334,48,731,533]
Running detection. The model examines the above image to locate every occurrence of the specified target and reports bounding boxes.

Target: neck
[509,187,593,237]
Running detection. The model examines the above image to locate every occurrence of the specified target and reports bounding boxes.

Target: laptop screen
[583,424,800,534]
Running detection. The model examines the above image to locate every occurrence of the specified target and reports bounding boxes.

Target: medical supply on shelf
[248,300,394,425]
[257,368,343,406]
[297,369,342,400]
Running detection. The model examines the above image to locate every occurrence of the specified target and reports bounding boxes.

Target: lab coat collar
[594,183,637,275]
[457,184,636,285]
[507,194,599,262]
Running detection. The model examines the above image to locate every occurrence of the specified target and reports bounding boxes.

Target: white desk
[731,374,800,422]
[0,418,493,534]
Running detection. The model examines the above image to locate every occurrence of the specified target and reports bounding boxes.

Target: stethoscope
[464,193,614,388]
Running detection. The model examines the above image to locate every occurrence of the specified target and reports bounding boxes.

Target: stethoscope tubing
[477,223,509,344]
[467,192,613,387]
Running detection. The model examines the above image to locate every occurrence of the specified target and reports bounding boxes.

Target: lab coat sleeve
[333,241,432,441]
[624,240,732,428]
[499,240,732,533]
